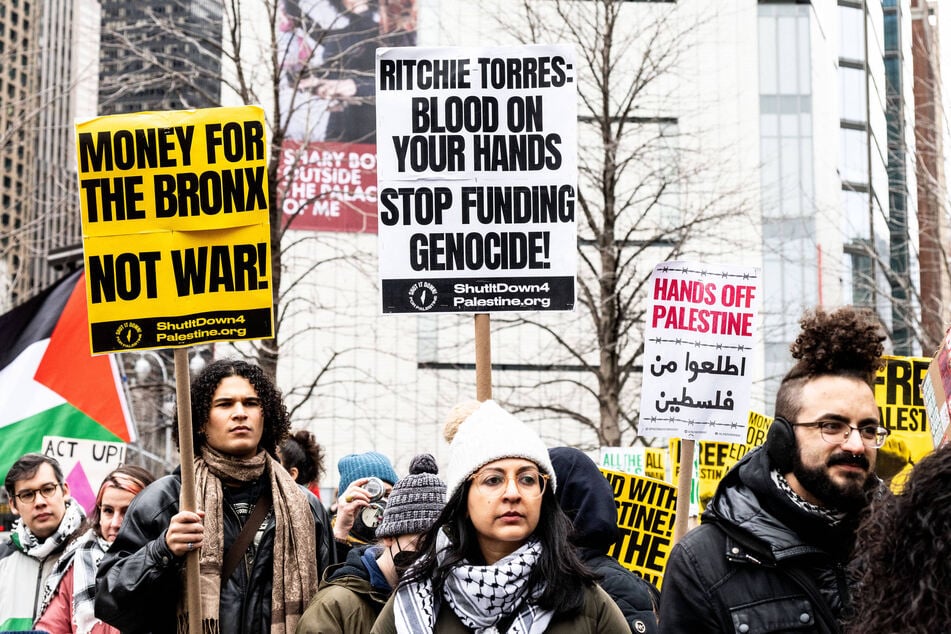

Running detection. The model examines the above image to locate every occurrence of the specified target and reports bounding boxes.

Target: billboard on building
[278,0,416,233]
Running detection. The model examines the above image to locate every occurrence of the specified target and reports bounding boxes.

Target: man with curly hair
[660,307,890,633]
[95,359,333,634]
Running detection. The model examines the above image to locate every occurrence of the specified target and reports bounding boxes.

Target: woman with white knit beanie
[371,400,628,634]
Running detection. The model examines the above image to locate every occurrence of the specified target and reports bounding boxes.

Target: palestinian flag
[0,269,134,498]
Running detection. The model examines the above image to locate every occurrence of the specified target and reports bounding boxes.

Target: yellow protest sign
[76,106,273,353]
[874,355,934,489]
[644,447,666,481]
[673,411,772,510]
[600,467,677,589]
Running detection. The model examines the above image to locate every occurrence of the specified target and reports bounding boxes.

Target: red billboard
[277,0,416,233]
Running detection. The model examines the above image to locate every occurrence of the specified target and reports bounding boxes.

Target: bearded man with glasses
[1,453,85,630]
[660,307,890,634]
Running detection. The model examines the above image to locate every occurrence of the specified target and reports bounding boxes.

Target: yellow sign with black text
[874,355,934,490]
[76,106,273,353]
[671,411,772,511]
[600,467,677,589]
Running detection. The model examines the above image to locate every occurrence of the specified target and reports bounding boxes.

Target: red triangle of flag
[34,272,132,442]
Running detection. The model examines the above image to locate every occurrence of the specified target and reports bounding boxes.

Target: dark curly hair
[280,429,326,486]
[775,306,885,420]
[399,478,598,618]
[175,359,290,459]
[846,445,951,633]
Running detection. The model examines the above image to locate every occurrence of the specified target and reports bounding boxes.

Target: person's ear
[10,498,20,516]
[61,481,70,498]
[288,467,299,482]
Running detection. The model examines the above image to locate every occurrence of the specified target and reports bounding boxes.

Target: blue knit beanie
[337,451,399,495]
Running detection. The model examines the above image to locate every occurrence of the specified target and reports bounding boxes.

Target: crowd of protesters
[1,305,948,633]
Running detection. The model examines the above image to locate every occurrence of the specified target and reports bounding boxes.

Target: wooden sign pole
[672,438,695,545]
[174,348,202,632]
[474,314,492,401]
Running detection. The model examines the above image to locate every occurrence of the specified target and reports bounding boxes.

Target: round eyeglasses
[469,469,549,499]
[791,420,890,449]
[14,482,61,504]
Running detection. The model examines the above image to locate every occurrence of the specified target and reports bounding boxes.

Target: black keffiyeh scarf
[393,535,553,634]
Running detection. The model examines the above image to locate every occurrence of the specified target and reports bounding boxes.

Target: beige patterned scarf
[177,446,317,634]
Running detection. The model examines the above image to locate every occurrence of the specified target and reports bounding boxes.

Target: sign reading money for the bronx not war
[375,45,577,314]
[638,261,761,443]
[76,106,274,354]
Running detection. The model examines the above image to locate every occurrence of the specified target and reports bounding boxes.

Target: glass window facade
[758,3,817,394]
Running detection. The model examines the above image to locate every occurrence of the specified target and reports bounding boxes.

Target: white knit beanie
[443,399,556,501]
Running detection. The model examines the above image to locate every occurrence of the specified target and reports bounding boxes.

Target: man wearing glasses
[659,307,889,634]
[0,453,85,630]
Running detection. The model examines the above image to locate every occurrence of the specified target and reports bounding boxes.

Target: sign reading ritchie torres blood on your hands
[638,261,761,444]
[375,44,578,314]
[76,106,274,354]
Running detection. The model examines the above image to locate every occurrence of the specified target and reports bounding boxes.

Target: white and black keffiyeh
[10,497,84,560]
[394,535,554,634]
[35,528,109,634]
[770,469,847,525]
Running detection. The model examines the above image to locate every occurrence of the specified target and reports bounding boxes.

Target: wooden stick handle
[174,348,202,632]
[474,314,492,401]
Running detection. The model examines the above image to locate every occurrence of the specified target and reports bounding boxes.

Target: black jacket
[95,472,333,634]
[549,447,660,634]
[658,447,874,634]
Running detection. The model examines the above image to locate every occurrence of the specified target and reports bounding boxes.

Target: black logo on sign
[115,322,143,348]
[408,282,438,311]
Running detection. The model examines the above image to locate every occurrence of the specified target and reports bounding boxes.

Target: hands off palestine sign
[76,106,274,354]
[376,45,578,314]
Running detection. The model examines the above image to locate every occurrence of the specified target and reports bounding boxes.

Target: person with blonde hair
[372,400,628,633]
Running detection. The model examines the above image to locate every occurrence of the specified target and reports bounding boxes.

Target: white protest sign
[922,327,951,449]
[376,45,577,313]
[638,262,760,443]
[42,436,127,513]
[599,447,648,475]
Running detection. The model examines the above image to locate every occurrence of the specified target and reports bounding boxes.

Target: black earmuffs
[765,415,796,473]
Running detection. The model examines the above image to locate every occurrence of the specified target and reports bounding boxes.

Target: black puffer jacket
[95,471,333,634]
[550,447,660,634]
[659,447,877,634]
